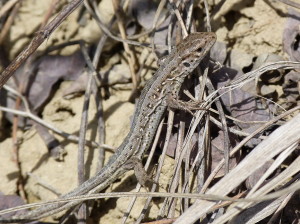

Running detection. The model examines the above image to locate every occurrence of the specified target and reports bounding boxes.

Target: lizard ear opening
[197,47,203,52]
[183,62,190,67]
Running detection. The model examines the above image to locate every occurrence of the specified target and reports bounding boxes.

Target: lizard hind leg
[123,157,158,191]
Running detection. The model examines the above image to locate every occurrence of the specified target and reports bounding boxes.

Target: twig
[27,173,61,197]
[121,120,164,223]
[209,116,267,139]
[135,110,175,223]
[0,0,19,18]
[203,0,212,32]
[276,0,300,9]
[112,0,139,100]
[169,0,188,37]
[0,0,84,89]
[83,1,151,48]
[201,106,300,193]
[0,105,114,151]
[206,78,230,173]
[0,1,20,44]
[76,42,94,222]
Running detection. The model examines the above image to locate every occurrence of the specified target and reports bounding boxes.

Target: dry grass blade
[212,144,300,224]
[0,0,19,18]
[175,113,300,224]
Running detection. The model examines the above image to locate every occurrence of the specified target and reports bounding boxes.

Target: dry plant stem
[210,191,246,211]
[276,0,300,9]
[150,0,168,56]
[40,0,60,28]
[77,35,108,220]
[0,0,84,89]
[0,105,113,151]
[112,0,138,92]
[233,196,287,224]
[126,0,169,41]
[159,113,182,217]
[210,116,267,139]
[2,82,109,153]
[183,121,192,211]
[195,119,206,190]
[197,66,208,100]
[175,113,300,224]
[77,58,93,224]
[77,38,108,220]
[209,108,267,125]
[83,0,150,48]
[167,15,175,53]
[13,0,58,176]
[121,120,164,224]
[9,3,30,201]
[153,0,168,30]
[0,2,20,44]
[169,0,188,36]
[27,173,61,197]
[11,119,26,201]
[142,219,177,224]
[135,110,176,224]
[194,117,210,191]
[211,0,226,20]
[201,106,300,194]
[266,193,294,224]
[203,0,212,32]
[194,68,209,191]
[93,37,107,172]
[0,0,19,17]
[12,98,26,201]
[213,145,300,224]
[84,28,107,222]
[185,0,194,32]
[3,183,300,217]
[249,144,297,196]
[77,42,95,186]
[169,109,208,191]
[169,115,186,217]
[82,5,115,171]
[228,61,300,87]
[206,78,230,173]
[161,112,186,218]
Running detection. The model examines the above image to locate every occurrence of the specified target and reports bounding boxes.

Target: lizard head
[176,32,216,71]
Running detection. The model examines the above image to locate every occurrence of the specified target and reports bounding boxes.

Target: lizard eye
[183,62,190,67]
[197,47,203,52]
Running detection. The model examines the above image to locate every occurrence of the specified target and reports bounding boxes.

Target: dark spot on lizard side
[197,47,203,52]
[183,62,190,67]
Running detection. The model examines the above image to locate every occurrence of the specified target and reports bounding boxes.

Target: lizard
[0,32,216,222]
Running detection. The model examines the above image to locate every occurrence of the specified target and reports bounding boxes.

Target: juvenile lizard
[0,32,216,222]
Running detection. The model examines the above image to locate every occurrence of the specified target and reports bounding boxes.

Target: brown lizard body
[0,32,216,222]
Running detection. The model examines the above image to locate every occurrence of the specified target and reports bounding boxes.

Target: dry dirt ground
[0,0,293,223]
